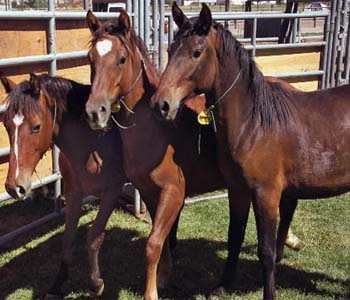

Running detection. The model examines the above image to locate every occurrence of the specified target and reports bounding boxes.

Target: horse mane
[177,18,295,129]
[90,19,161,86]
[4,74,89,122]
[215,23,295,129]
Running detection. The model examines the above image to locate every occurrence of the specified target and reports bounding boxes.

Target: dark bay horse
[1,73,125,298]
[152,3,350,300]
[84,10,302,300]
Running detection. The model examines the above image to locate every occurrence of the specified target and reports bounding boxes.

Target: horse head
[1,73,57,199]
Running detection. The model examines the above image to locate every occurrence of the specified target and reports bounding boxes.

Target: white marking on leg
[13,113,24,179]
[96,39,112,57]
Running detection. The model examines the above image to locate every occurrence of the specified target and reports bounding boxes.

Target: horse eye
[193,50,202,59]
[32,124,41,133]
[119,57,126,65]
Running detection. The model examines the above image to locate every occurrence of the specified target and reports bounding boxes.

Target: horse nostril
[92,111,99,123]
[160,101,170,115]
[100,105,107,113]
[18,185,26,196]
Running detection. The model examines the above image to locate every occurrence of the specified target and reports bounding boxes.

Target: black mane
[176,17,295,129]
[4,74,90,123]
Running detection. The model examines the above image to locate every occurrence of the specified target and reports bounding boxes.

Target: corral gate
[323,0,350,87]
[0,0,346,245]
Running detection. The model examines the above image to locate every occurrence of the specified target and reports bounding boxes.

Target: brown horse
[85,10,225,300]
[152,3,350,300]
[84,10,302,300]
[1,73,125,298]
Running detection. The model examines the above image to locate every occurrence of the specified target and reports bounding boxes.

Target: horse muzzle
[152,97,179,121]
[85,100,111,130]
[5,181,31,200]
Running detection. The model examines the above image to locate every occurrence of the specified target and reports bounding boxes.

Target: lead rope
[198,126,202,155]
[119,98,135,114]
[111,114,136,130]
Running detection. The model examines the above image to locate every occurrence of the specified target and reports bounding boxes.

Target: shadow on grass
[0,217,348,300]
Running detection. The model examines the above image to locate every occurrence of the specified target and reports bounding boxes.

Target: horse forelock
[4,80,41,125]
[4,75,71,125]
[89,20,161,84]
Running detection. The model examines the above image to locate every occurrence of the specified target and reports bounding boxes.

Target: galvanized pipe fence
[323,0,350,87]
[0,1,345,245]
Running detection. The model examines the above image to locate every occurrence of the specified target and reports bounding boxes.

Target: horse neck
[213,56,253,123]
[125,55,158,111]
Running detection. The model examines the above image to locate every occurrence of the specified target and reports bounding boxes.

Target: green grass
[0,192,349,300]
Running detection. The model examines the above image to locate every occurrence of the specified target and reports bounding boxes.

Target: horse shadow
[0,204,349,300]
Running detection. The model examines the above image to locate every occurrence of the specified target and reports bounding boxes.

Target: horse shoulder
[234,131,290,191]
[149,145,185,191]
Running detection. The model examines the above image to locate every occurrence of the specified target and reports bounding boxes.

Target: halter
[197,69,242,154]
[199,69,242,132]
[52,97,57,133]
[120,60,143,104]
[111,60,144,129]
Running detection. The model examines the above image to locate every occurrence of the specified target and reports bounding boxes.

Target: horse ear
[86,10,101,33]
[196,3,212,35]
[0,72,16,93]
[29,73,41,97]
[172,1,188,29]
[118,9,131,34]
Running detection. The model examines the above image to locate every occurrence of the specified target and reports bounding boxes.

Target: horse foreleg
[276,198,298,262]
[144,186,184,300]
[209,188,251,298]
[87,190,120,296]
[168,209,182,254]
[252,187,280,300]
[157,237,173,290]
[46,191,82,298]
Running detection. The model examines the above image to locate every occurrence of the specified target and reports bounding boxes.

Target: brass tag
[197,110,212,125]
[111,102,121,113]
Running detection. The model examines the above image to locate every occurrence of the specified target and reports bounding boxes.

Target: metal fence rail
[160,10,329,84]
[0,1,147,246]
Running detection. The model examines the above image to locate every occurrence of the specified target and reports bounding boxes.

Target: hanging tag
[111,101,121,113]
[197,109,212,125]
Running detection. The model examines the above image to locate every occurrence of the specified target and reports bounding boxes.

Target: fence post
[47,0,62,213]
[158,0,165,70]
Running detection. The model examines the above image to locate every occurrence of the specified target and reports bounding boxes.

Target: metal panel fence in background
[0,1,345,246]
[158,10,329,85]
[323,0,350,87]
[0,7,126,246]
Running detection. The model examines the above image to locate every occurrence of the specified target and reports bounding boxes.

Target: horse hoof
[42,293,64,300]
[285,234,304,251]
[207,286,228,300]
[89,278,105,297]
